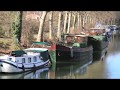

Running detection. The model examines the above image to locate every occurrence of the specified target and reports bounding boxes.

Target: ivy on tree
[11,13,21,43]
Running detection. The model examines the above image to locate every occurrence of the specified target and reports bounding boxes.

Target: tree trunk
[72,13,76,30]
[57,12,62,41]
[63,11,68,34]
[77,12,80,28]
[19,11,23,43]
[37,11,47,42]
[81,12,84,31]
[67,12,71,33]
[49,11,53,40]
[79,12,82,31]
[89,15,92,24]
[85,13,88,30]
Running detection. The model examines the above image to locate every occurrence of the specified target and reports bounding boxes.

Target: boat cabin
[7,48,50,64]
[8,50,42,64]
[64,34,88,47]
[24,48,50,62]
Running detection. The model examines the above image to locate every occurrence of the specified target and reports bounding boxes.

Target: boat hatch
[10,50,26,57]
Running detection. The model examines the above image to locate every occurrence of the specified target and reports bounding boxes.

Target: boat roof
[24,48,48,52]
[89,35,105,40]
[32,42,50,45]
[64,34,88,37]
[11,50,26,57]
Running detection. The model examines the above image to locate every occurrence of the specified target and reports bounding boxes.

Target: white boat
[0,48,51,73]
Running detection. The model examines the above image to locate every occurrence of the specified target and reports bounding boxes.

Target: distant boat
[89,27,112,41]
[0,48,51,73]
[56,34,93,65]
[88,28,109,60]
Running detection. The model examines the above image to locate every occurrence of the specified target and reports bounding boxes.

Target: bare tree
[67,12,71,33]
[77,12,80,29]
[72,12,76,30]
[80,12,84,31]
[57,11,62,41]
[63,11,68,34]
[37,11,47,42]
[19,11,23,43]
[49,11,53,40]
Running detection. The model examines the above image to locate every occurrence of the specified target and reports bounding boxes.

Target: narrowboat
[56,34,93,65]
[88,28,109,61]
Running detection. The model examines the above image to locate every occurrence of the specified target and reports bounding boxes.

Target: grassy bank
[0,38,12,54]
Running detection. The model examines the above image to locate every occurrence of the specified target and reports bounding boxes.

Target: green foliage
[11,15,20,41]
[10,13,22,50]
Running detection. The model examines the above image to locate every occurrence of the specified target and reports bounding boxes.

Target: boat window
[39,55,43,60]
[39,55,41,59]
[33,56,37,62]
[76,37,85,43]
[9,58,12,61]
[22,58,25,63]
[28,57,31,63]
[16,60,19,63]
[66,36,74,43]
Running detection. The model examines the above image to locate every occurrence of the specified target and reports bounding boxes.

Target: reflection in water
[104,37,120,79]
[93,48,107,61]
[0,37,120,79]
[105,53,120,79]
[25,68,49,79]
[55,63,88,79]
[0,68,49,79]
[76,36,120,79]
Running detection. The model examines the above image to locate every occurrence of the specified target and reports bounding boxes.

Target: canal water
[0,36,120,79]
